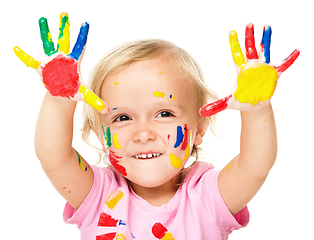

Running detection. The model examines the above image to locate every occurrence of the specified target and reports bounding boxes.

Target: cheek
[169,124,193,169]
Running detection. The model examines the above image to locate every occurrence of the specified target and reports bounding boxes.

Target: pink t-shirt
[64,161,249,239]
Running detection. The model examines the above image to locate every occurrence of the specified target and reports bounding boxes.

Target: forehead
[101,58,197,104]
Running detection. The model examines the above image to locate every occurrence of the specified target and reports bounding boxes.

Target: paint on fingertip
[174,126,184,148]
[261,26,272,64]
[113,133,121,149]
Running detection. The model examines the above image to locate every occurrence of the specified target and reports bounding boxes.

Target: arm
[200,24,299,215]
[15,13,108,209]
[218,103,276,215]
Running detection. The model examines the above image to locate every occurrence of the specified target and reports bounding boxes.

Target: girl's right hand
[14,12,109,114]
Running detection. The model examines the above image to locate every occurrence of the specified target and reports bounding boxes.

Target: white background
[1,0,313,239]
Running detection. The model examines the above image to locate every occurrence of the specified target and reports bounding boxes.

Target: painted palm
[14,12,108,113]
[200,23,300,117]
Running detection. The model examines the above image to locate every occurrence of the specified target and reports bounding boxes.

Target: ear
[194,131,203,146]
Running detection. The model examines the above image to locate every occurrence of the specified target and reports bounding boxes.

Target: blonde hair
[82,39,218,163]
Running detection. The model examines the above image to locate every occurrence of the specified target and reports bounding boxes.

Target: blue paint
[119,220,126,226]
[68,22,89,60]
[261,26,271,64]
[174,126,184,148]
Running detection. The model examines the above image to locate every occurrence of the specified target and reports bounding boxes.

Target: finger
[57,12,70,54]
[68,22,89,61]
[275,49,300,74]
[38,17,56,56]
[199,95,232,117]
[78,84,109,113]
[229,31,246,69]
[14,46,41,69]
[259,25,272,64]
[245,23,258,60]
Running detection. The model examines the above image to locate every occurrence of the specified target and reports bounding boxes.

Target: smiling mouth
[134,153,161,159]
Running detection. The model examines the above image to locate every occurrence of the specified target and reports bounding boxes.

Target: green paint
[38,17,56,56]
[102,125,112,147]
[75,150,83,170]
[56,15,69,51]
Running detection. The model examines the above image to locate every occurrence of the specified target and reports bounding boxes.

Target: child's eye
[114,115,131,122]
[156,111,174,118]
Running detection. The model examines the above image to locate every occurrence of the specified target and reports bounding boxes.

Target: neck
[128,174,181,207]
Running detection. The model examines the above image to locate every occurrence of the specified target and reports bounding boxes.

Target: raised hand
[200,23,300,117]
[14,12,108,113]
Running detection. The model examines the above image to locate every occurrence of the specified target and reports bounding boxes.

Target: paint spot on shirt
[153,91,166,98]
[98,212,119,227]
[105,189,124,209]
[152,222,168,239]
[96,232,116,240]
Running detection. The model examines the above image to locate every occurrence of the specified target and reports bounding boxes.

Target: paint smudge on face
[98,212,119,227]
[105,189,124,209]
[159,72,163,74]
[169,94,175,100]
[108,151,127,176]
[113,133,121,149]
[63,187,71,193]
[114,82,119,85]
[75,150,84,170]
[42,55,80,98]
[174,126,184,148]
[152,222,175,239]
[180,124,189,151]
[102,125,112,147]
[183,130,192,161]
[170,153,182,169]
[153,91,166,98]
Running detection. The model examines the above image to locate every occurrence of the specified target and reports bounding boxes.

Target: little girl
[14,13,299,240]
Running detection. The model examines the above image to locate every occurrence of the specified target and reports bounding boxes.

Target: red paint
[275,49,300,73]
[200,94,232,117]
[97,212,118,227]
[245,24,258,60]
[167,134,170,140]
[96,233,116,240]
[152,222,168,239]
[42,55,80,98]
[181,124,189,151]
[108,151,127,176]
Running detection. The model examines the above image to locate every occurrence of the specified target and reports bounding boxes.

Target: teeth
[135,153,160,159]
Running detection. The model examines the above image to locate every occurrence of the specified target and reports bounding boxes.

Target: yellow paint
[169,95,175,100]
[170,153,182,169]
[234,63,278,105]
[153,91,166,98]
[159,72,163,74]
[229,30,246,69]
[227,163,231,171]
[183,130,192,161]
[14,46,41,69]
[114,82,119,85]
[113,133,121,149]
[105,189,124,209]
[57,12,70,54]
[79,84,106,111]
[162,232,175,240]
[116,234,126,240]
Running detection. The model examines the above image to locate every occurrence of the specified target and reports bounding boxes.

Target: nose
[132,126,157,143]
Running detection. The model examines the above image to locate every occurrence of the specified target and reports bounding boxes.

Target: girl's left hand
[200,23,300,117]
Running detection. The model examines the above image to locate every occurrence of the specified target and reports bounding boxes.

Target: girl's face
[100,57,203,188]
